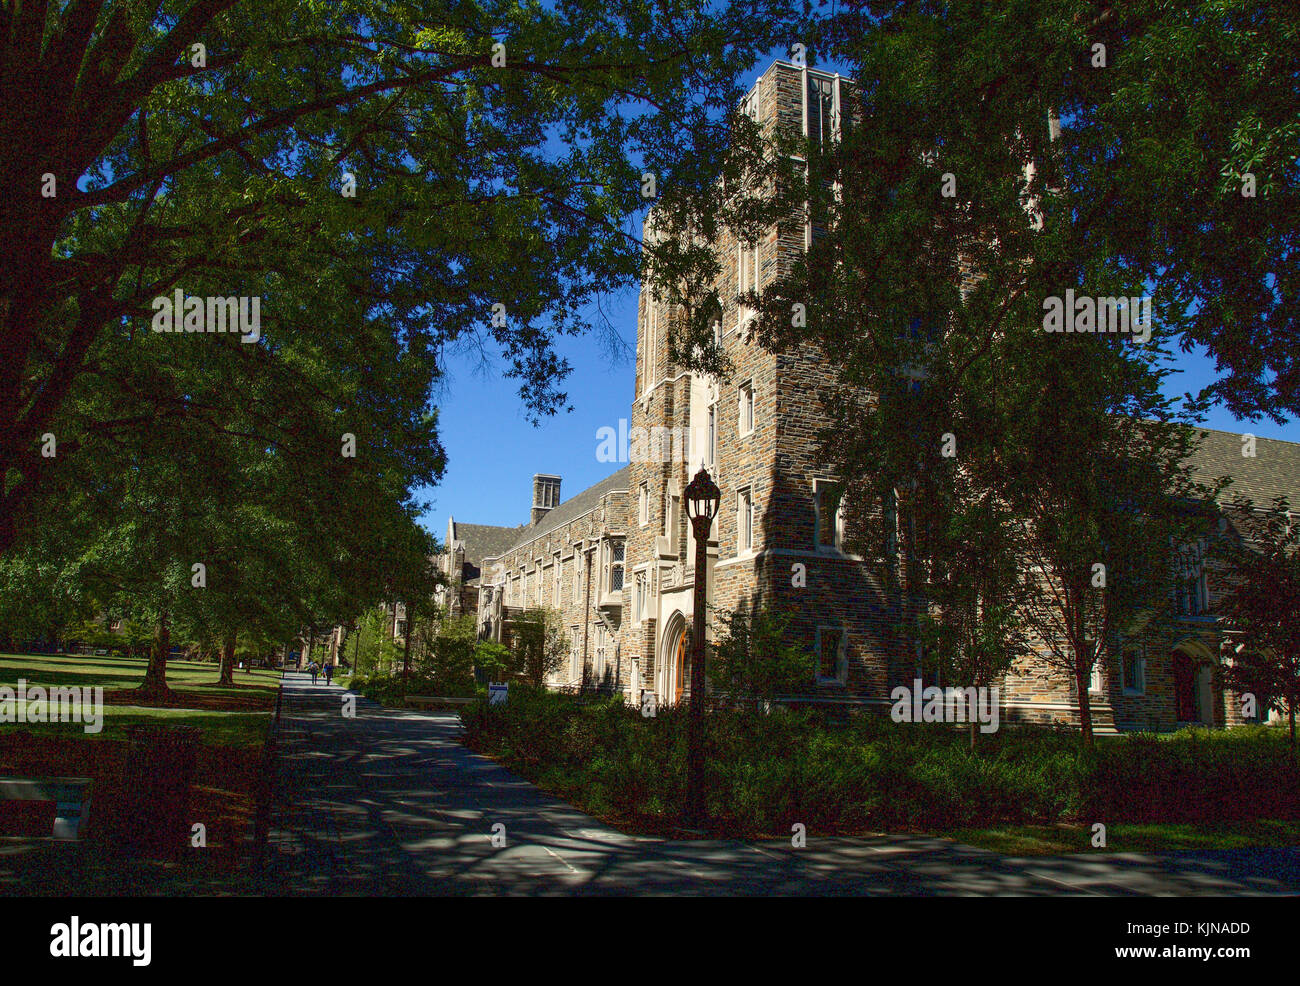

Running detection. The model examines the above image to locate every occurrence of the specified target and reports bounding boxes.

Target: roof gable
[496,466,631,557]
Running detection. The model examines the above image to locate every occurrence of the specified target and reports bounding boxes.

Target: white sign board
[488,682,508,706]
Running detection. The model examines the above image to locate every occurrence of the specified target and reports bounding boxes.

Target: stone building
[450,60,1300,732]
[983,427,1300,733]
[475,471,632,691]
[436,516,527,619]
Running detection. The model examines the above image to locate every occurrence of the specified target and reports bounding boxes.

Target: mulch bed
[0,729,264,863]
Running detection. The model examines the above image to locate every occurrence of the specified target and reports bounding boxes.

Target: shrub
[346,670,479,706]
[460,691,1300,836]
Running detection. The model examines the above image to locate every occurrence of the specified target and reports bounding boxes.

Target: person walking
[324,662,334,686]
[309,661,318,685]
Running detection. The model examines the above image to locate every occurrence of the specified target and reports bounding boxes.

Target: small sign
[488,682,508,706]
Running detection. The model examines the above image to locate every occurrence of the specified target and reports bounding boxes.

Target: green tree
[472,639,510,685]
[795,0,1300,423]
[414,611,478,695]
[708,606,814,709]
[995,364,1212,747]
[703,2,1253,746]
[909,492,1037,749]
[0,0,800,555]
[19,386,439,696]
[0,526,94,652]
[1216,496,1300,751]
[508,607,568,688]
[353,605,404,677]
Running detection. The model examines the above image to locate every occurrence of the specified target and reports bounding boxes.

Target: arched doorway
[659,612,689,705]
[673,627,690,705]
[1172,642,1216,725]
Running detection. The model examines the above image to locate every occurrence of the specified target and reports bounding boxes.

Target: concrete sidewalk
[262,672,1300,896]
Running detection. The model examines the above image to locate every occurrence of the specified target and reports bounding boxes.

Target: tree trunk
[402,606,414,694]
[1077,666,1094,749]
[140,612,172,699]
[218,632,236,686]
[386,606,397,675]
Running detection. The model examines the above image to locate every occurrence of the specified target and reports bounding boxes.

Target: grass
[5,706,271,747]
[0,651,281,696]
[0,652,277,890]
[947,819,1300,855]
[0,652,277,745]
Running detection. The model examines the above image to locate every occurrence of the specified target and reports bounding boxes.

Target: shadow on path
[262,673,1300,897]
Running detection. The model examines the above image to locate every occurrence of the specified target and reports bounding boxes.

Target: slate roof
[450,521,528,569]
[492,466,632,559]
[1187,427,1300,508]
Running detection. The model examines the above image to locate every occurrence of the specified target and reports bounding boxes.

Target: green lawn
[1,652,274,885]
[2,704,271,747]
[0,651,281,695]
[0,652,277,746]
[945,819,1300,854]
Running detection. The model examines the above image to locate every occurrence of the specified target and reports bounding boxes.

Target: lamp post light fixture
[683,465,721,827]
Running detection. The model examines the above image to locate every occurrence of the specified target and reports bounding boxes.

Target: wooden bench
[404,695,474,710]
[0,776,92,841]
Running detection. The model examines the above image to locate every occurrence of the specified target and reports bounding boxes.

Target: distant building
[474,471,629,681]
[436,516,528,622]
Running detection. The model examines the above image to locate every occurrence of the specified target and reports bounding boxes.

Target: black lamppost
[684,465,721,826]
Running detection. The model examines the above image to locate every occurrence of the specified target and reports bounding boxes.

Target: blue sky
[422,289,641,540]
[420,293,1300,543]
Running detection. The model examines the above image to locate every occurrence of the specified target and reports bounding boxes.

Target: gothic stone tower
[623,60,896,709]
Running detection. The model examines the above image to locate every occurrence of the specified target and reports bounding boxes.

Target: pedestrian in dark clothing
[324,663,334,685]
[309,662,318,685]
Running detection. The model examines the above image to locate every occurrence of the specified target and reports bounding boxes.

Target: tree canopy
[0,0,799,684]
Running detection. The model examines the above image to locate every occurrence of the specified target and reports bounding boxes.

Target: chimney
[532,474,561,525]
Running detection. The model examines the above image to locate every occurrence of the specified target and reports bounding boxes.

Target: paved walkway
[263,673,1300,896]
